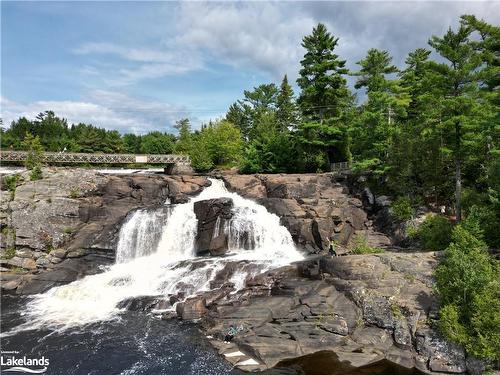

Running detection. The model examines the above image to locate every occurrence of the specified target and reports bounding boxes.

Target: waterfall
[116,208,170,263]
[11,178,303,332]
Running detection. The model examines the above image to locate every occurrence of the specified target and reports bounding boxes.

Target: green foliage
[140,132,175,154]
[391,197,414,221]
[30,166,42,181]
[3,247,16,259]
[69,187,81,199]
[412,215,453,251]
[436,224,499,360]
[174,118,192,154]
[189,120,243,172]
[350,236,384,254]
[21,132,44,180]
[3,174,21,199]
[463,205,500,248]
[296,23,353,167]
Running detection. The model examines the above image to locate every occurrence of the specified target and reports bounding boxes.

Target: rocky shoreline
[0,169,482,374]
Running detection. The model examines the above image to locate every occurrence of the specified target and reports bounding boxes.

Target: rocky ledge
[0,168,209,294]
[174,251,477,375]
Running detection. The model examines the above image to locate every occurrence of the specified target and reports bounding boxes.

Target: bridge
[0,151,191,173]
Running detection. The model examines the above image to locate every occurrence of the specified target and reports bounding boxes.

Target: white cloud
[72,2,500,87]
[74,42,203,84]
[0,92,191,134]
[74,42,177,63]
[175,2,316,80]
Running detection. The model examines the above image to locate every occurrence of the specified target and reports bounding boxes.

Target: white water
[12,179,303,332]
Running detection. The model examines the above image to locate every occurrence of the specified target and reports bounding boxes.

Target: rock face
[222,174,392,254]
[0,168,209,294]
[176,296,208,320]
[193,198,233,256]
[187,251,468,374]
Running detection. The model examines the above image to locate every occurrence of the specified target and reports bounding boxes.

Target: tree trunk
[455,157,462,223]
[455,121,462,223]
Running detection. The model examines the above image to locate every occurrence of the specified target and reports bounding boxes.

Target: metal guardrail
[0,151,191,165]
[330,161,351,172]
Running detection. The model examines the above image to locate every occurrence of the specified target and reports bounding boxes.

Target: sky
[1,1,499,135]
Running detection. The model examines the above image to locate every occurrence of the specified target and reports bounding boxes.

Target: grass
[350,236,384,254]
[3,247,16,259]
[69,187,81,199]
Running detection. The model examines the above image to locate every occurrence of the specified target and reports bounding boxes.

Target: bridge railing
[330,161,351,172]
[0,150,191,165]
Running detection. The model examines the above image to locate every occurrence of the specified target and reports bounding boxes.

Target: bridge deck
[0,151,190,165]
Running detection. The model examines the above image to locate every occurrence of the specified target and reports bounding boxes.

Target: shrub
[463,205,500,249]
[351,236,384,254]
[3,174,20,199]
[435,224,499,360]
[391,197,414,221]
[21,132,44,181]
[30,165,43,181]
[69,187,81,199]
[3,247,16,259]
[412,214,453,251]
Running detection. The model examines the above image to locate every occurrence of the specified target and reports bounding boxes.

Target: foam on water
[9,179,303,332]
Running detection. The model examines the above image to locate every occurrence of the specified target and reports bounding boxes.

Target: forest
[1,14,499,360]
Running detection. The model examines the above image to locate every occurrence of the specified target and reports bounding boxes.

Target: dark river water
[1,296,425,375]
[1,296,246,375]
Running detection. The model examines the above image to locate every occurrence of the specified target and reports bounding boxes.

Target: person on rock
[329,237,337,257]
[224,325,238,343]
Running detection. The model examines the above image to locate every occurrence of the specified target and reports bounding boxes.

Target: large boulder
[176,296,207,320]
[193,198,234,256]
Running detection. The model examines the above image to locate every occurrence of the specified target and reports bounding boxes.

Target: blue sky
[2,1,499,134]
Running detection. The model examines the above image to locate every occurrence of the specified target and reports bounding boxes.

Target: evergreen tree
[296,23,353,169]
[428,24,484,222]
[351,49,409,175]
[297,23,350,120]
[276,75,299,132]
[174,118,192,154]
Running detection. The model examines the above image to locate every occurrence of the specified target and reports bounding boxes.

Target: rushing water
[4,178,303,332]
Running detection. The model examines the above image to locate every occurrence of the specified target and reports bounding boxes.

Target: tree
[276,75,299,132]
[21,132,44,180]
[428,24,484,222]
[174,118,192,154]
[354,49,398,93]
[351,49,409,175]
[296,23,353,168]
[190,120,243,171]
[123,134,142,154]
[140,132,175,154]
[297,23,350,121]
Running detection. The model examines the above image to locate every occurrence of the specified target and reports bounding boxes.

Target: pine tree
[297,23,350,121]
[428,25,484,222]
[296,23,353,169]
[351,49,409,174]
[174,118,192,154]
[276,75,299,132]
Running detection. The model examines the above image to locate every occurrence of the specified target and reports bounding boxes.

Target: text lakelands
[1,355,50,366]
